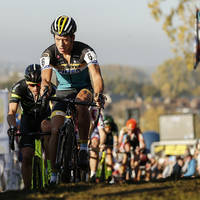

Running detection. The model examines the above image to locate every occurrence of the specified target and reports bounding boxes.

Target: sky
[0,0,180,73]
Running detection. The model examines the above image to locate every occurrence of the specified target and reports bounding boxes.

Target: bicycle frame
[10,132,51,189]
[55,105,78,184]
[31,138,48,189]
[47,96,100,184]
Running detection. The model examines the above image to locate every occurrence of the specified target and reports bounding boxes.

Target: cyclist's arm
[88,64,104,102]
[138,130,146,149]
[41,68,52,97]
[7,102,18,128]
[98,127,106,146]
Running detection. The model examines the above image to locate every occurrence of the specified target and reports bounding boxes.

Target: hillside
[100,64,151,84]
[0,62,151,83]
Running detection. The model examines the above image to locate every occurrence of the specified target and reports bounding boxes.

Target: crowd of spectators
[111,144,200,183]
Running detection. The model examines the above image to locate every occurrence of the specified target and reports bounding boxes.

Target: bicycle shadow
[92,185,173,198]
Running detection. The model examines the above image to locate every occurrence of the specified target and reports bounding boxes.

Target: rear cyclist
[89,107,106,183]
[103,114,119,182]
[121,118,146,181]
[7,64,56,189]
[40,15,105,184]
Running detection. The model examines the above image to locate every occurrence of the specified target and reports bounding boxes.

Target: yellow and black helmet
[51,15,77,36]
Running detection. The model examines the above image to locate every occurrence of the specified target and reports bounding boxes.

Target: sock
[106,170,112,178]
[80,140,88,151]
[90,171,96,178]
[50,171,57,182]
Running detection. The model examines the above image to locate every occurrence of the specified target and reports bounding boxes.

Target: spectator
[181,148,191,174]
[181,154,196,178]
[171,156,183,180]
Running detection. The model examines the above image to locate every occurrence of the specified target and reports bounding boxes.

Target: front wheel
[32,156,42,189]
[62,122,74,183]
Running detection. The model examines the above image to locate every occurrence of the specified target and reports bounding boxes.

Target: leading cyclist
[40,15,105,184]
[7,64,56,188]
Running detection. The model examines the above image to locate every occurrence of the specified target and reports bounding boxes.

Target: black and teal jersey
[40,41,99,90]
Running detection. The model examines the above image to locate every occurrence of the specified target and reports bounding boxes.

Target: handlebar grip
[10,126,15,151]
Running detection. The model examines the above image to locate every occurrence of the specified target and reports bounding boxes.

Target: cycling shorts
[122,133,139,151]
[90,131,100,140]
[51,85,93,118]
[105,132,113,148]
[18,115,50,150]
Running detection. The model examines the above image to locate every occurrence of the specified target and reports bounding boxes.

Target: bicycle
[96,149,106,183]
[47,95,101,184]
[10,130,51,189]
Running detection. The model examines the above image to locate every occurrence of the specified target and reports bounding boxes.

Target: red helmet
[126,118,137,129]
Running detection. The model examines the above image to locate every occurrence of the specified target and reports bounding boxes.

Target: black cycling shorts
[105,132,113,149]
[18,115,50,150]
[51,85,93,117]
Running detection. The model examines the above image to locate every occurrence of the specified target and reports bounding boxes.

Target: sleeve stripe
[11,94,21,99]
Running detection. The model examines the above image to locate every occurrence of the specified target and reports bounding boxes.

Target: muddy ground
[1,178,200,200]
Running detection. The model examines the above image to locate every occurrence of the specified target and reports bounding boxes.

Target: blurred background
[1,0,200,134]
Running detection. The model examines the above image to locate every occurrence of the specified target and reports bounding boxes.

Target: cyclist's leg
[49,114,65,183]
[133,152,140,180]
[41,119,51,179]
[20,146,34,188]
[105,133,113,182]
[76,88,93,167]
[89,132,100,182]
[106,147,113,181]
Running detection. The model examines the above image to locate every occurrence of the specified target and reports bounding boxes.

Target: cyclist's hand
[94,93,107,109]
[135,146,140,154]
[41,85,51,98]
[7,126,17,137]
[99,144,105,152]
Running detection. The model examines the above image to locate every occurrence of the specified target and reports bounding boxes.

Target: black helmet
[51,15,77,36]
[24,64,41,83]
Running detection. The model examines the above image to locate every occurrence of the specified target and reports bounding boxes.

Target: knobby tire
[32,156,42,189]
[62,122,74,183]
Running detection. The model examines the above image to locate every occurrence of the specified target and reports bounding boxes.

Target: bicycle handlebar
[10,131,51,151]
[16,132,51,136]
[47,96,98,107]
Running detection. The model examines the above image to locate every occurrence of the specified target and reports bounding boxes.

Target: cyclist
[39,15,105,184]
[89,107,106,183]
[7,64,56,189]
[121,118,146,181]
[103,114,119,182]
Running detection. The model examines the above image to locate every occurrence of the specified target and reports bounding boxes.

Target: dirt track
[1,178,200,200]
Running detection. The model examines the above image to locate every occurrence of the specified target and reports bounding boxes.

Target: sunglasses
[28,83,41,87]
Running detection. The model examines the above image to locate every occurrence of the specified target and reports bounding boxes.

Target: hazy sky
[0,0,181,73]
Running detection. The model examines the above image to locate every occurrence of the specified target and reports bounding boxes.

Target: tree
[148,0,196,70]
[140,105,166,132]
[152,57,200,98]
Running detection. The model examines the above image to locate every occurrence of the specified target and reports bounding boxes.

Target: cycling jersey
[9,79,56,149]
[121,128,144,151]
[9,79,56,119]
[105,123,118,147]
[40,41,99,90]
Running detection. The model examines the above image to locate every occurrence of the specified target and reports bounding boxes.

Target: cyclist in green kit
[7,64,56,188]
